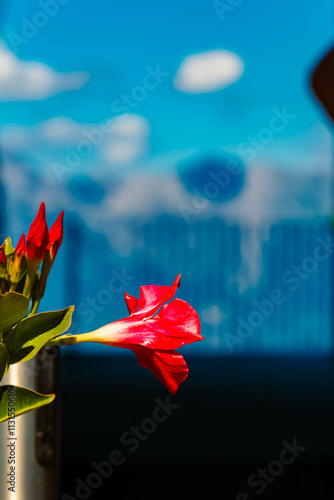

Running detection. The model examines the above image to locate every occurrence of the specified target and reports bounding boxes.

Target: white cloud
[220,165,333,224]
[1,117,84,148]
[41,116,84,142]
[0,46,89,101]
[1,114,151,169]
[103,174,184,218]
[102,114,150,163]
[173,49,244,94]
[108,114,150,137]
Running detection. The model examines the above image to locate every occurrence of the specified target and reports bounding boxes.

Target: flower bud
[8,233,26,286]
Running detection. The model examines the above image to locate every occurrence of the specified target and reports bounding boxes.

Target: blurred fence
[60,216,333,357]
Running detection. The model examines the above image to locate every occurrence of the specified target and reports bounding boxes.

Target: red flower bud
[0,247,6,265]
[47,210,64,262]
[15,233,26,257]
[25,202,49,265]
[8,233,26,283]
[0,246,7,283]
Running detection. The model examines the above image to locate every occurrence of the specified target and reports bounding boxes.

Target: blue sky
[0,0,333,161]
[0,0,333,357]
[0,0,332,240]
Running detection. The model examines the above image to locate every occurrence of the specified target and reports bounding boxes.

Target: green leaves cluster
[0,291,74,423]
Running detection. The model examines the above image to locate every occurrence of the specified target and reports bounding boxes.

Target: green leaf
[3,237,15,256]
[0,343,9,381]
[0,292,30,334]
[0,385,55,423]
[5,306,74,364]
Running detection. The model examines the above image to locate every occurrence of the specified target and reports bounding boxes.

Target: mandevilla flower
[36,210,64,301]
[55,275,203,394]
[22,203,64,304]
[25,202,49,273]
[21,202,49,297]
[0,202,204,430]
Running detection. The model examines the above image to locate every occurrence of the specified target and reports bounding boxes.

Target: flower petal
[124,292,138,315]
[26,202,48,246]
[47,210,64,261]
[94,299,202,350]
[130,345,189,394]
[144,298,203,347]
[48,210,64,246]
[0,247,6,264]
[15,233,26,256]
[26,202,49,262]
[135,274,181,318]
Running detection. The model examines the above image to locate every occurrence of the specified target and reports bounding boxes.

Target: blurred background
[0,0,333,498]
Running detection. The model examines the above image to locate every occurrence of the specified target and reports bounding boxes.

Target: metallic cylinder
[0,347,60,499]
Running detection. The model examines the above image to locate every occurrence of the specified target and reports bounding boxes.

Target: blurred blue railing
[49,216,333,357]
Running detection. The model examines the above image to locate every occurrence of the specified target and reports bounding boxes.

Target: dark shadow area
[60,355,334,499]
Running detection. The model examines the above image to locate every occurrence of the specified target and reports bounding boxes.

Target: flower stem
[23,271,33,297]
[29,299,41,316]
[47,335,77,346]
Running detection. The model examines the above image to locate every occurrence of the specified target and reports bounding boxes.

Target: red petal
[47,210,64,261]
[0,246,6,264]
[124,292,138,315]
[26,202,49,261]
[47,210,64,248]
[135,274,181,319]
[130,345,189,394]
[144,298,203,347]
[98,299,202,350]
[15,233,26,256]
[26,202,48,244]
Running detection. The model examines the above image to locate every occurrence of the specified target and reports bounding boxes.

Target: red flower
[72,275,203,394]
[47,210,64,262]
[0,246,6,265]
[25,202,49,265]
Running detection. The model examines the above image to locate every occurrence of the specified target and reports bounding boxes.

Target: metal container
[0,346,60,499]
